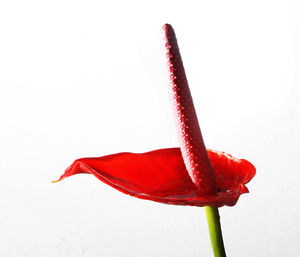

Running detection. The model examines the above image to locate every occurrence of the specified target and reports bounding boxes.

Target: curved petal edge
[56,148,256,207]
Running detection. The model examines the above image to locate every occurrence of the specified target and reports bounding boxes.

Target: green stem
[205,206,227,257]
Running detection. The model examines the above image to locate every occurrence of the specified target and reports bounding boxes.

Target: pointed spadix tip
[162,23,173,31]
[162,24,175,38]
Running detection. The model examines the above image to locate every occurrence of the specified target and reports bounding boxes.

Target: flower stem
[205,206,227,257]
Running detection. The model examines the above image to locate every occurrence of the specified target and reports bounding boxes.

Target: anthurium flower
[55,24,255,208]
[57,148,254,207]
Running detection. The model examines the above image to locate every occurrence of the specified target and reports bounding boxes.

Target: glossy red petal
[57,148,255,207]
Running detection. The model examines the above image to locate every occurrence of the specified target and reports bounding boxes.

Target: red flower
[57,148,254,207]
[56,24,255,207]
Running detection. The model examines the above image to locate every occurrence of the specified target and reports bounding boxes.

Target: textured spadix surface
[163,24,217,194]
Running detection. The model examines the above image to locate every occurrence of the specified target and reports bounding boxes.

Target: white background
[0,0,299,256]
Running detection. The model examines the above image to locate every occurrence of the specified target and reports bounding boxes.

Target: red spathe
[57,148,255,207]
